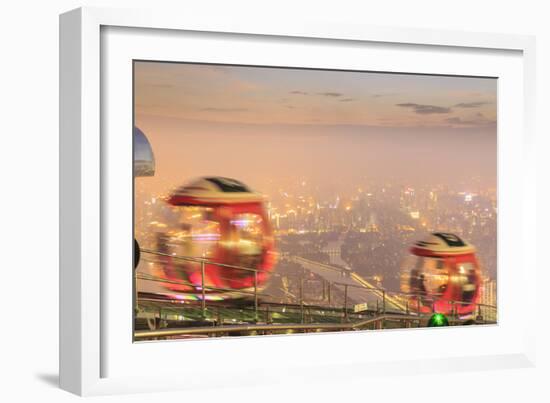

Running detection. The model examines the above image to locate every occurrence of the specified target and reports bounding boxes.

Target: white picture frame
[59,6,537,396]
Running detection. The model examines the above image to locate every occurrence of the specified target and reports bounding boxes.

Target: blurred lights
[428,313,449,327]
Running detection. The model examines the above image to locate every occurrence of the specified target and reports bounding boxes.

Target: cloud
[290,91,348,98]
[318,92,343,97]
[396,103,452,114]
[445,117,464,124]
[454,101,490,108]
[199,107,248,112]
[371,93,398,98]
[339,98,355,102]
[444,113,496,127]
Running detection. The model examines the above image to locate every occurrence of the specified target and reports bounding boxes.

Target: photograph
[133,61,498,341]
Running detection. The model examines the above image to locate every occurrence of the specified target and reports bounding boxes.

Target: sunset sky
[134,61,497,196]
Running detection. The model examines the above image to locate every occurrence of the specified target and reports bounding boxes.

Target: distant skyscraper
[481,277,497,306]
[481,277,497,321]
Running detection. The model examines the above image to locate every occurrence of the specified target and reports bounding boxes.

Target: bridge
[289,256,408,312]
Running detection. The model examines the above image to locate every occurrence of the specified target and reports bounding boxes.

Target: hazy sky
[134,61,497,196]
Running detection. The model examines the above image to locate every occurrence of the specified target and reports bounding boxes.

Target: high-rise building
[480,277,497,321]
[481,277,497,306]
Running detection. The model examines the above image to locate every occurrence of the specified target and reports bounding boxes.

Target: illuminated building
[481,277,497,307]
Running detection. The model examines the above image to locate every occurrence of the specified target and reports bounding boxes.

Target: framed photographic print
[60,7,537,396]
[132,61,498,341]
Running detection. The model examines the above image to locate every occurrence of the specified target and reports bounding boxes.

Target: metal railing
[136,249,497,329]
[138,249,402,322]
[134,312,495,340]
[139,248,275,319]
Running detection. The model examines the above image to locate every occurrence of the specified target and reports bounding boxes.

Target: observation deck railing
[135,249,497,337]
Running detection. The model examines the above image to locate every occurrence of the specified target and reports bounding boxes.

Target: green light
[428,313,449,327]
